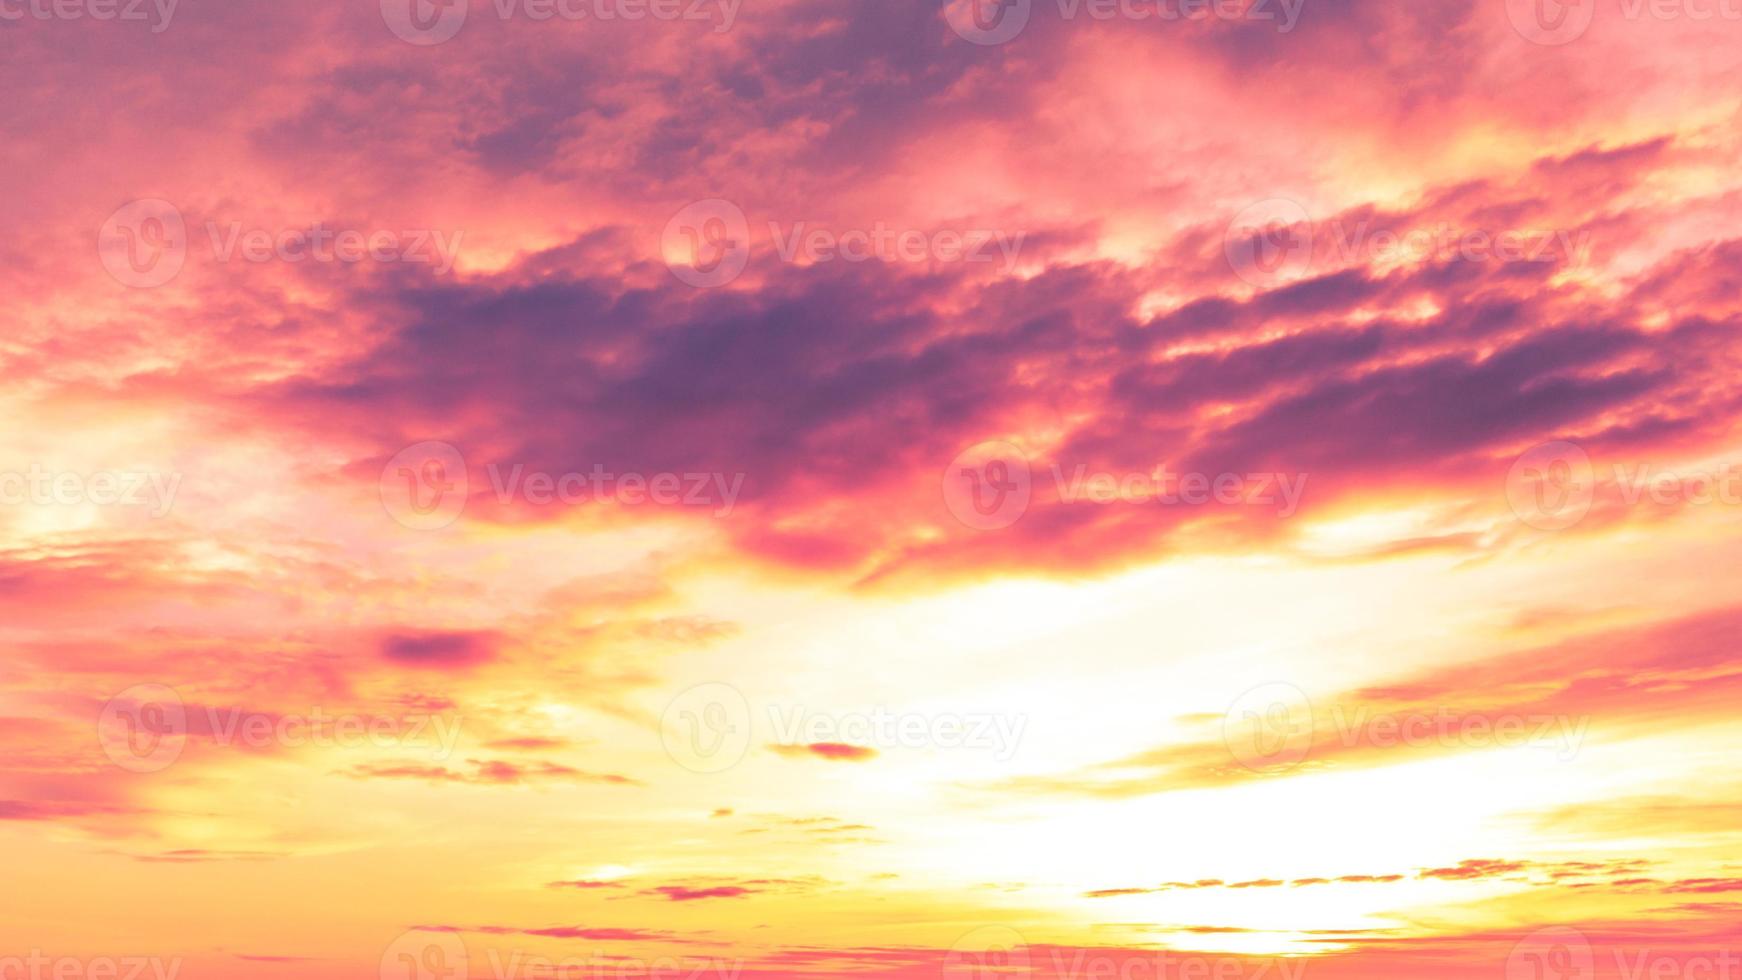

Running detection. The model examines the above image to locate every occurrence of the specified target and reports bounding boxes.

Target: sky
[3,0,1742,978]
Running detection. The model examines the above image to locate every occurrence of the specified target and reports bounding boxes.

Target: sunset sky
[4,0,1742,978]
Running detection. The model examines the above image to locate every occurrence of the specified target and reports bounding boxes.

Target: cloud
[1418,859,1532,881]
[768,742,878,762]
[343,759,639,786]
[412,925,680,943]
[547,879,628,890]
[378,631,501,670]
[994,604,1742,798]
[643,885,757,902]
[0,800,138,822]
